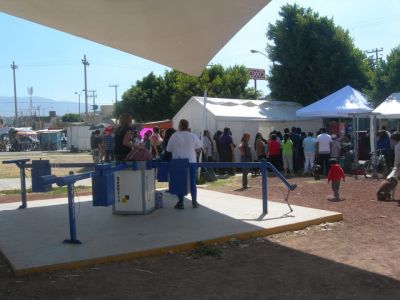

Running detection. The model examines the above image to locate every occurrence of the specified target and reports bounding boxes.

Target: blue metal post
[261,164,268,214]
[19,162,27,209]
[63,181,81,244]
[2,159,30,208]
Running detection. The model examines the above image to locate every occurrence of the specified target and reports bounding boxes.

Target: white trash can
[113,161,155,214]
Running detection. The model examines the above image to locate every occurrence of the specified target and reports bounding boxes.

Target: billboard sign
[247,68,265,80]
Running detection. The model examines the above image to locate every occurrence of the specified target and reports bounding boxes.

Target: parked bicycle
[364,149,388,179]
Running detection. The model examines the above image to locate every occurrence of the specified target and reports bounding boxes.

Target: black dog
[377,177,398,201]
[312,164,321,180]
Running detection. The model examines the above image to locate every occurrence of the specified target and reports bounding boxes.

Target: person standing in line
[316,128,332,175]
[254,132,267,160]
[103,127,115,162]
[114,113,135,161]
[213,130,222,173]
[143,130,152,152]
[377,130,391,167]
[166,119,202,209]
[219,127,236,175]
[268,133,281,171]
[202,130,213,162]
[330,134,341,161]
[281,133,294,176]
[303,132,316,175]
[160,128,176,162]
[90,130,103,163]
[150,126,163,158]
[327,158,345,201]
[213,130,222,161]
[291,127,302,173]
[239,133,252,189]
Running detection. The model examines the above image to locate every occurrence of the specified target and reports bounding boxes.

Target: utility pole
[27,86,34,118]
[366,48,383,67]
[82,55,90,116]
[88,90,97,116]
[109,84,119,104]
[11,61,18,127]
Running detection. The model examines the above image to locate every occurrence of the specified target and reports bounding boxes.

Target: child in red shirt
[327,158,345,201]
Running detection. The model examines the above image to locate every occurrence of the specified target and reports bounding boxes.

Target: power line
[348,14,400,29]
[87,90,97,115]
[366,48,383,67]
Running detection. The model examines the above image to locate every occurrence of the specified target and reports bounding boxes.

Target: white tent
[372,93,400,119]
[173,96,322,160]
[296,85,373,118]
[0,0,271,76]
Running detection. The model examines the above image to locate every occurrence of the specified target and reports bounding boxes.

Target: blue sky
[1,0,399,112]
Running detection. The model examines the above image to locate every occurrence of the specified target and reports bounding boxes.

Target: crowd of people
[209,126,355,177]
[91,112,400,184]
[89,113,400,206]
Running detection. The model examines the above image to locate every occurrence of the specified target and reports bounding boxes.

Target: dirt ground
[1,174,400,299]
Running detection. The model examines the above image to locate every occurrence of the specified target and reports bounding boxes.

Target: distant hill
[0,96,83,117]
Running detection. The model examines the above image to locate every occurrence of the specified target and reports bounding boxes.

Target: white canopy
[174,96,322,161]
[196,97,311,121]
[296,85,373,118]
[372,93,400,119]
[0,0,271,76]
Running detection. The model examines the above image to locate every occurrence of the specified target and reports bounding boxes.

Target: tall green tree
[61,113,80,122]
[266,4,370,106]
[367,46,400,106]
[116,65,257,122]
[116,72,173,123]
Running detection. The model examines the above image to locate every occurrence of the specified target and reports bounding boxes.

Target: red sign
[247,68,265,80]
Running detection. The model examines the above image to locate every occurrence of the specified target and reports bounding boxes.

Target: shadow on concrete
[0,231,399,299]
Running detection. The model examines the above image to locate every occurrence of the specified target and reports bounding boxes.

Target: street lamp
[250,49,268,58]
[75,91,82,119]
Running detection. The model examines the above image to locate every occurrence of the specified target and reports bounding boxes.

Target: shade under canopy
[0,0,271,76]
[296,85,373,118]
[372,93,400,119]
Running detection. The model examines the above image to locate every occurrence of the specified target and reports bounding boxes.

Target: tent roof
[192,96,310,121]
[0,0,271,76]
[296,85,373,118]
[372,93,400,119]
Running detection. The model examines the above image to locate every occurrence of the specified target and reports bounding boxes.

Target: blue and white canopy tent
[296,85,374,161]
[296,85,373,118]
[372,93,400,119]
[371,93,400,152]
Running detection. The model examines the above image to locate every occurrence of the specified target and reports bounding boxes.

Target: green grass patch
[188,242,222,259]
[205,175,240,189]
[0,185,91,196]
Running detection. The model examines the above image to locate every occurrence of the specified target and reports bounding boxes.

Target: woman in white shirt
[167,119,202,209]
[202,130,213,162]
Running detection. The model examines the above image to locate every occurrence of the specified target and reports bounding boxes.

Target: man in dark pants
[316,128,332,175]
[291,126,302,173]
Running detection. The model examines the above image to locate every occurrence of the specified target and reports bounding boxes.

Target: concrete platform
[0,189,342,276]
